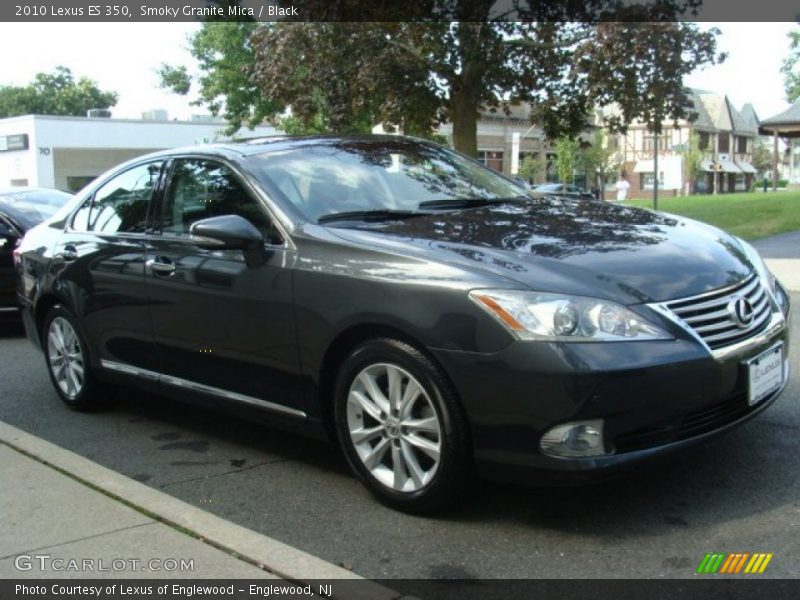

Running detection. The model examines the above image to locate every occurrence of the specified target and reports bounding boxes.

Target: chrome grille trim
[648,274,783,356]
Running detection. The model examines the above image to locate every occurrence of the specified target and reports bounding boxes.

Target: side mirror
[189,215,263,251]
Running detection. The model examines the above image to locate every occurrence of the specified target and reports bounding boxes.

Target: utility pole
[653,129,659,211]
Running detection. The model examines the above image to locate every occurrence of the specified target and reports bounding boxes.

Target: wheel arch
[316,323,459,440]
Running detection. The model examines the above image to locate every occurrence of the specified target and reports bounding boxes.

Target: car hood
[328,198,754,304]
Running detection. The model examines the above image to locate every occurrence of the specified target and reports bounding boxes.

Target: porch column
[773,130,779,191]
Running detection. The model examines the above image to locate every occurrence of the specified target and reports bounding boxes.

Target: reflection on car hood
[329,197,753,304]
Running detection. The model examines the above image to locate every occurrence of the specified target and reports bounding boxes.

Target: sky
[0,22,796,122]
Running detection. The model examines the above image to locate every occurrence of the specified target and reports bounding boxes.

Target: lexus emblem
[728,296,754,329]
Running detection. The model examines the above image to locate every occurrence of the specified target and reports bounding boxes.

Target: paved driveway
[753,231,800,291]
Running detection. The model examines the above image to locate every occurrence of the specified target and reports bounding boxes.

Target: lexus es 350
[15,136,791,511]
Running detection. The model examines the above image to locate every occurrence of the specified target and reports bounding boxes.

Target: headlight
[469,290,672,341]
[736,237,777,296]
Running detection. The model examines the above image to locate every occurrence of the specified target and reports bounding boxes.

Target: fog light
[540,419,606,458]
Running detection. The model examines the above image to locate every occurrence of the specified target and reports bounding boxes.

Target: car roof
[144,134,437,161]
[0,187,72,197]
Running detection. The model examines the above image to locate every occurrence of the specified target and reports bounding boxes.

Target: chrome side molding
[100,359,307,419]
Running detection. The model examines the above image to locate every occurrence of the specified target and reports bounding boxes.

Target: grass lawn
[626,191,800,240]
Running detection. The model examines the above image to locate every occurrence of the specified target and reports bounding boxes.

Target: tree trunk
[449,22,485,158]
[451,92,479,157]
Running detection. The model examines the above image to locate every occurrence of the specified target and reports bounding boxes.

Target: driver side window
[161,159,280,243]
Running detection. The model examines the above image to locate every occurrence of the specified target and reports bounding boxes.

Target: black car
[533,182,596,200]
[1,187,72,320]
[16,136,791,511]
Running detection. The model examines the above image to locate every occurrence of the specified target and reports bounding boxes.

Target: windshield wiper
[317,209,430,224]
[417,196,529,210]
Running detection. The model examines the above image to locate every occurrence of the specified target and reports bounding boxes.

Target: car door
[145,156,304,417]
[52,160,165,371]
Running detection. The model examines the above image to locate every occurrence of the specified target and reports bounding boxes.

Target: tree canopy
[782,23,800,103]
[0,66,118,118]
[160,2,724,155]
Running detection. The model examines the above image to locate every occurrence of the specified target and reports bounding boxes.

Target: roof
[760,103,800,127]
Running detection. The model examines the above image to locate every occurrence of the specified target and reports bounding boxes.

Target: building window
[736,136,748,154]
[66,176,96,193]
[9,179,28,187]
[642,135,667,152]
[640,172,664,190]
[478,151,504,172]
[697,132,710,151]
[735,173,746,191]
[718,134,730,153]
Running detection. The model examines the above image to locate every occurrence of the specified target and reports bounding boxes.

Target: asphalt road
[1,302,798,579]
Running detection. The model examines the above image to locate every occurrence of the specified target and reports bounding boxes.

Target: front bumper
[431,307,790,484]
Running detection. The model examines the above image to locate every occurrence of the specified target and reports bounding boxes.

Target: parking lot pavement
[0,300,798,580]
[753,232,800,291]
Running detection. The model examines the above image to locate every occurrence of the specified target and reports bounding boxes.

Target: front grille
[614,393,754,453]
[663,275,772,350]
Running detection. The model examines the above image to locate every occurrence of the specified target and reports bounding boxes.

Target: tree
[159,21,281,133]
[518,154,548,184]
[160,3,723,154]
[247,16,722,156]
[580,130,621,198]
[553,137,581,190]
[751,139,773,178]
[679,131,704,194]
[0,66,117,118]
[782,23,800,102]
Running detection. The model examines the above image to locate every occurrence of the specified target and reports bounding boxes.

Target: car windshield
[0,190,72,230]
[248,139,528,222]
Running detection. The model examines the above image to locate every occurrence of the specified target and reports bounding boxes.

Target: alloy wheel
[346,363,442,492]
[47,317,85,400]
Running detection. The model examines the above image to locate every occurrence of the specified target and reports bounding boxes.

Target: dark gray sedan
[15,136,790,512]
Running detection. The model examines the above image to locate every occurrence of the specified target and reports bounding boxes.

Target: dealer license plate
[746,343,784,406]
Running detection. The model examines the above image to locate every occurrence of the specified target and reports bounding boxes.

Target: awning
[717,159,742,173]
[736,160,758,174]
[633,159,653,173]
[698,159,742,173]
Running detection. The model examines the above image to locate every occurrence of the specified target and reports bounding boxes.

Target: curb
[0,421,403,600]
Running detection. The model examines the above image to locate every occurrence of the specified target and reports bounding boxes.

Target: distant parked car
[0,188,73,320]
[533,183,595,200]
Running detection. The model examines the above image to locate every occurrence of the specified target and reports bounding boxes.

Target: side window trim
[67,160,166,235]
[156,156,286,247]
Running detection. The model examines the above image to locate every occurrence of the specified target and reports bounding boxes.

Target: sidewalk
[752,230,800,292]
[0,443,275,579]
[0,421,400,600]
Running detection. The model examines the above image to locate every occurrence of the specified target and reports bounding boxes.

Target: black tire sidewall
[334,338,469,512]
[42,305,102,410]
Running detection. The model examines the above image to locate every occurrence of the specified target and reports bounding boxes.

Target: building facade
[0,114,278,192]
[437,103,553,177]
[607,91,760,199]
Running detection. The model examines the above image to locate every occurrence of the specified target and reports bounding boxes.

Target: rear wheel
[334,338,471,512]
[43,305,108,411]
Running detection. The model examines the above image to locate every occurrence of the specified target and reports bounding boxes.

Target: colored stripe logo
[696,552,773,574]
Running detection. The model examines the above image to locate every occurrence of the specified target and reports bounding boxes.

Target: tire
[334,338,471,512]
[42,305,108,411]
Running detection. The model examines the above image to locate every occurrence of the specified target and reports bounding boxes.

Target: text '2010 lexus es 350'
[15,136,791,511]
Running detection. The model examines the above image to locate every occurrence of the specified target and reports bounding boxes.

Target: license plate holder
[746,343,784,406]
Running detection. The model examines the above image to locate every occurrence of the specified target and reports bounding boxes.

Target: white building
[0,114,279,192]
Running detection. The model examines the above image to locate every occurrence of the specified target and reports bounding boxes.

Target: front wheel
[334,338,471,512]
[43,305,108,411]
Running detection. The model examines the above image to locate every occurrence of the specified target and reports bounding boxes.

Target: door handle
[146,258,176,275]
[62,246,78,262]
